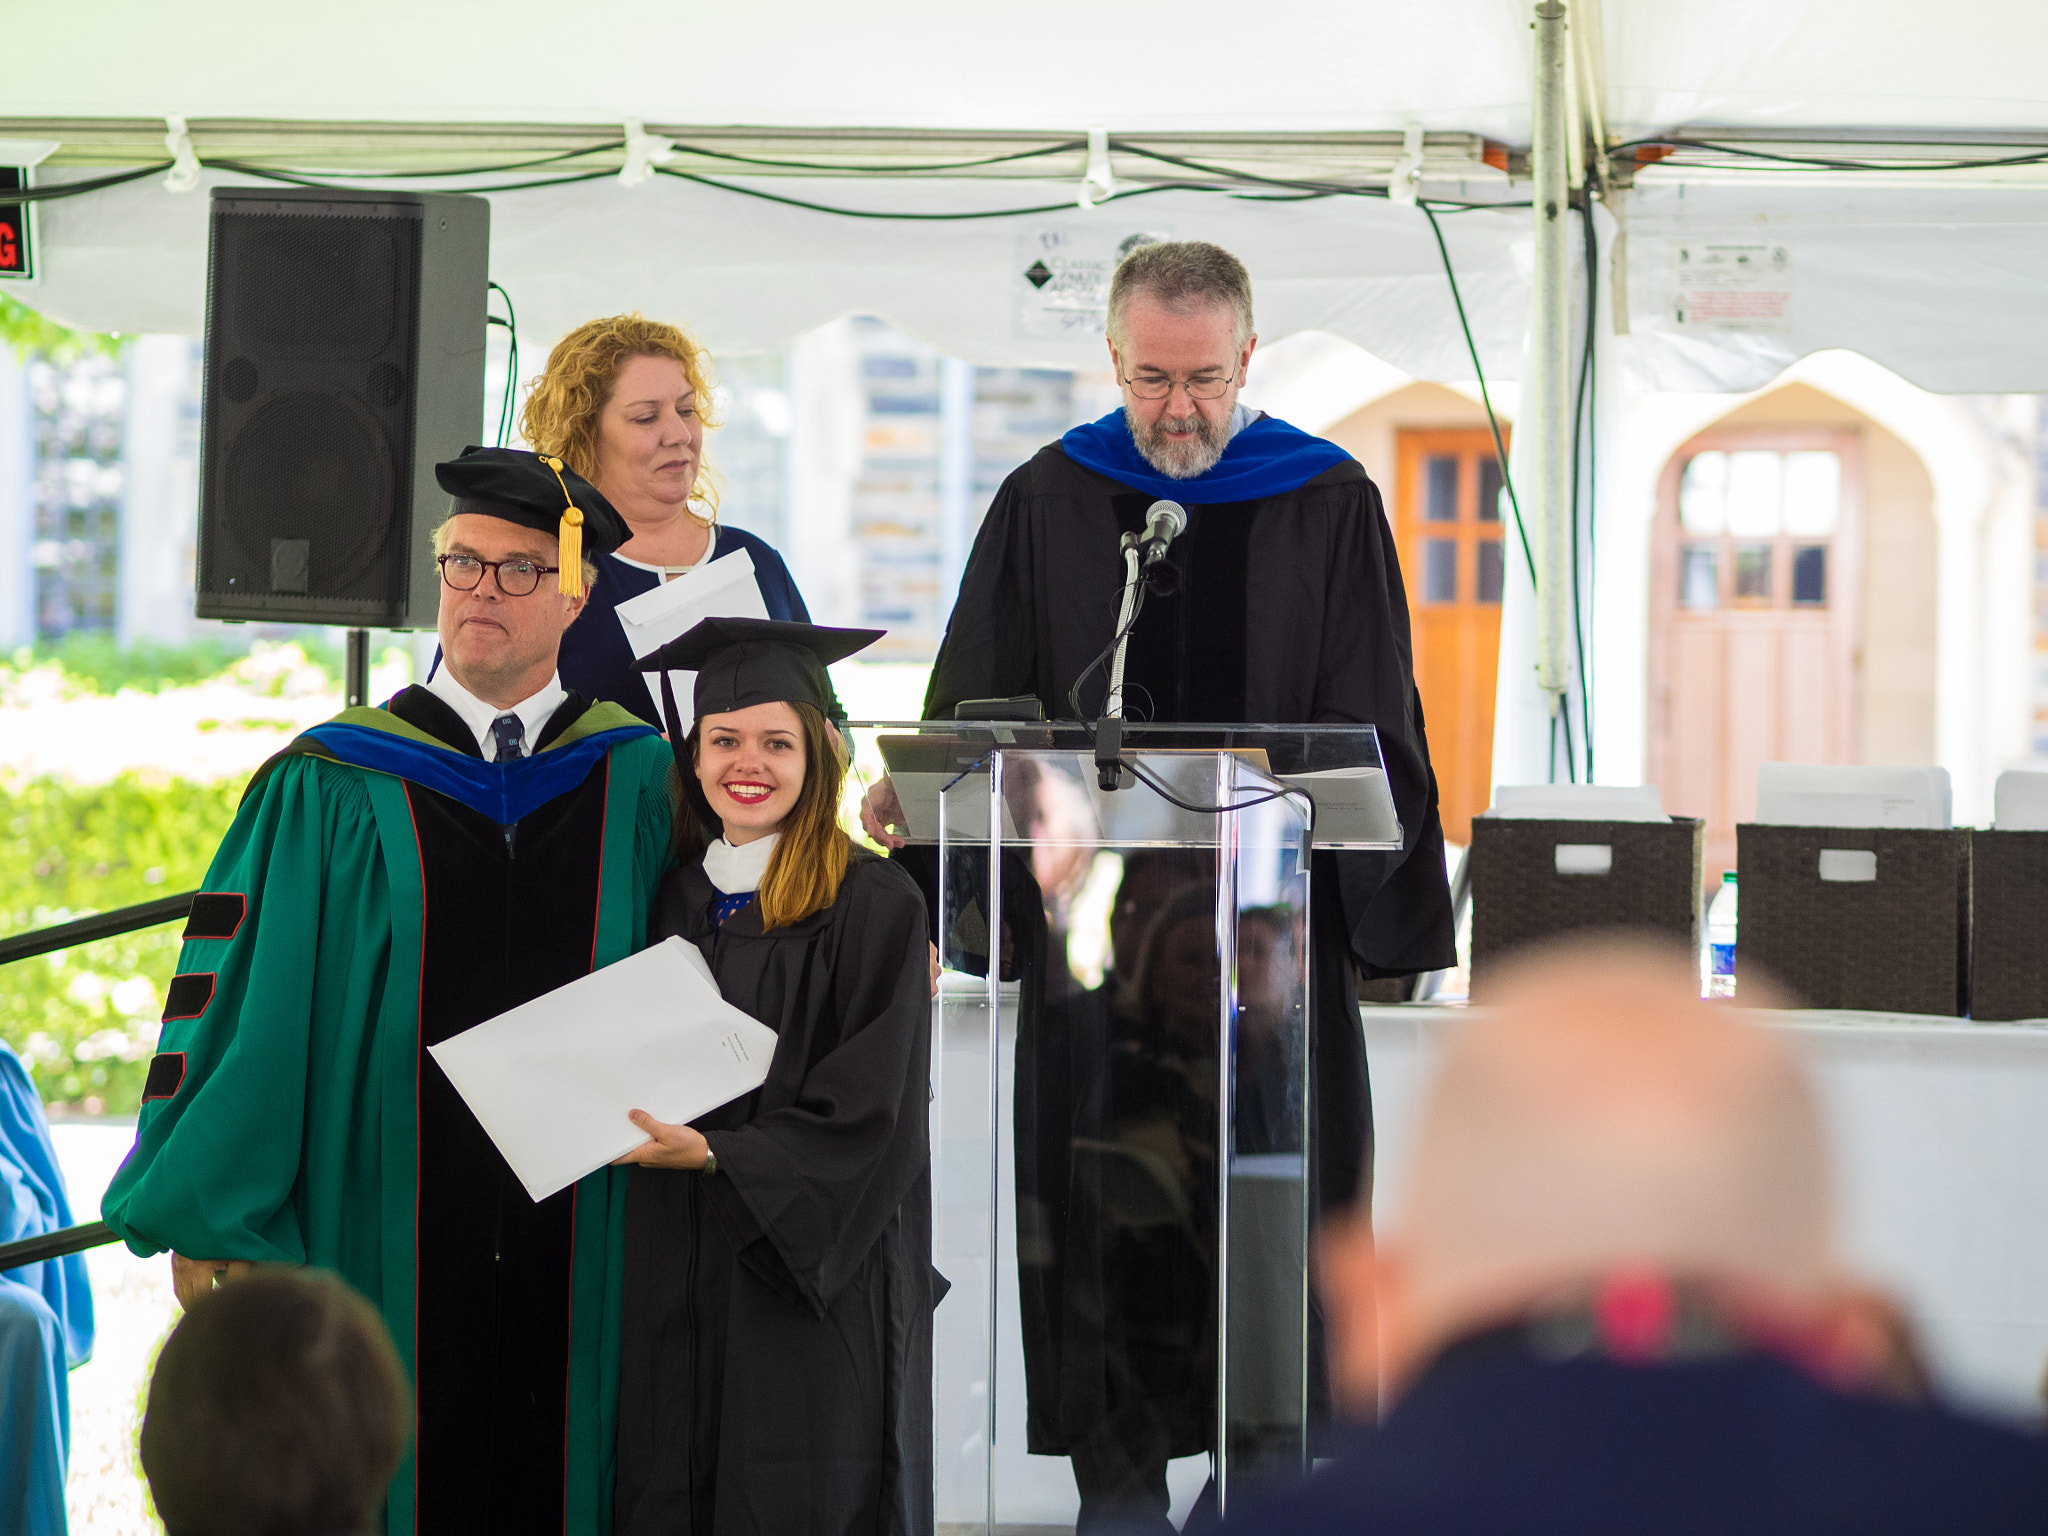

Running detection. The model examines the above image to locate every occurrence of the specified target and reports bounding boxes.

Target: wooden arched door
[1393,428,1508,844]
[1648,429,1863,880]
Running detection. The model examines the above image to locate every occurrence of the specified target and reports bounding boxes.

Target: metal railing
[0,891,197,968]
[0,1220,117,1271]
[0,893,198,1270]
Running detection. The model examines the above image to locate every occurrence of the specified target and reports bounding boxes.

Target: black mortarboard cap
[638,617,881,722]
[434,446,630,594]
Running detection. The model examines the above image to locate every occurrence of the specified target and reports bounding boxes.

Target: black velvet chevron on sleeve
[161,972,216,1022]
[181,892,246,941]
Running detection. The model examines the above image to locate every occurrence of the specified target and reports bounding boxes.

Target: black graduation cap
[639,617,881,722]
[638,618,883,829]
[434,446,630,596]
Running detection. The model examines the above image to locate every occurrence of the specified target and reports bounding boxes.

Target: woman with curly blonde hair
[519,314,810,725]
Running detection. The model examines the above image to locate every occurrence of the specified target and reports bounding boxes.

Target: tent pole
[1530,0,1574,732]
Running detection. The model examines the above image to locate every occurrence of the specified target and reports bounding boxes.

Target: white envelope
[1753,763,1951,829]
[1995,770,2048,831]
[615,551,770,735]
[427,936,778,1202]
[1488,783,1670,822]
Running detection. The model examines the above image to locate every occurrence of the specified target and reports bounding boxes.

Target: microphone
[1139,500,1187,565]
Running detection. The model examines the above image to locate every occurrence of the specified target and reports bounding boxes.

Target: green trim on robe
[102,724,674,1536]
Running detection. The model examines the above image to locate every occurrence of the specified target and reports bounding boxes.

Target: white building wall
[118,335,202,647]
[0,348,30,649]
[783,318,865,629]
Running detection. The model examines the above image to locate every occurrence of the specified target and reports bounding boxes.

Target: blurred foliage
[0,773,243,1115]
[0,292,126,364]
[12,633,251,695]
[4,631,357,698]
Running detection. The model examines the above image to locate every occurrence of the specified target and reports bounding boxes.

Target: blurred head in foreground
[142,1267,410,1536]
[1322,936,1918,1410]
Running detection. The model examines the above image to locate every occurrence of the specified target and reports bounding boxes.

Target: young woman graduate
[611,617,937,1536]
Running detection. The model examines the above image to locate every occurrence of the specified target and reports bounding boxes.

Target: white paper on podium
[427,936,778,1203]
[615,550,769,734]
[1277,765,1404,846]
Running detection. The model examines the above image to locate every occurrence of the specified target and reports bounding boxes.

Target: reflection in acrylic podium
[860,721,1401,1535]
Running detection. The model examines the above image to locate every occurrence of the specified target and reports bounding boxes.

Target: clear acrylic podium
[850,722,1401,1533]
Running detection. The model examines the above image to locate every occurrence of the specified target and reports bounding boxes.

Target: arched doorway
[1648,384,1938,880]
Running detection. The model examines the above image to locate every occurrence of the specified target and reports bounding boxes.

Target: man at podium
[865,240,1454,1530]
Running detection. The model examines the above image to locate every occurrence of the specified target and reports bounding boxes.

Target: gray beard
[1126,403,1229,479]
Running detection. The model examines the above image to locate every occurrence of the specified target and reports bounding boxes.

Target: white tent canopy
[6,0,2046,139]
[6,0,2048,391]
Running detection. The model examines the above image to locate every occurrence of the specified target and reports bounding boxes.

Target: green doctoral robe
[103,691,674,1536]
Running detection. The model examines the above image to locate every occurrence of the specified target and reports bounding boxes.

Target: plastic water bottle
[1706,872,1738,999]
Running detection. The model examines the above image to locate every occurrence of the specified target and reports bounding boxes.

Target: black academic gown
[617,851,936,1536]
[921,441,1455,1501]
[388,685,614,1535]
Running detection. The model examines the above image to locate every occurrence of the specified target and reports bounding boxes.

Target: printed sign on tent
[1672,243,1793,333]
[1013,223,1173,340]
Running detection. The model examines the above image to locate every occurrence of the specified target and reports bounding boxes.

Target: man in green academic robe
[104,449,675,1536]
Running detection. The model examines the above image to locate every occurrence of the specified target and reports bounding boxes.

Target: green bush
[0,773,243,1115]
[6,630,356,697]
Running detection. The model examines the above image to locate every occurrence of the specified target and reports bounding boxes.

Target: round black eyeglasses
[437,553,561,597]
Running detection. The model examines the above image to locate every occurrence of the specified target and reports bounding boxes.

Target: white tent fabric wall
[1622,184,2048,394]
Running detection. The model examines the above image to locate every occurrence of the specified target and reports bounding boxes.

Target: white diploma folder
[427,936,778,1203]
[614,550,770,733]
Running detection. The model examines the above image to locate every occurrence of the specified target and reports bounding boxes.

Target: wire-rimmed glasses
[1119,367,1241,401]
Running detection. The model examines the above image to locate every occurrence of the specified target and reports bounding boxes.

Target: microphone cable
[486,279,520,448]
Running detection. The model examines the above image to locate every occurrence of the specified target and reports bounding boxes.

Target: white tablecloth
[1362,1005,2048,1420]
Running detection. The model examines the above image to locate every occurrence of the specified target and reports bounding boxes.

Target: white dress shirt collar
[424,666,567,761]
[702,833,780,894]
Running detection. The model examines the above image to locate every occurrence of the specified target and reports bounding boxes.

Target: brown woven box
[1469,817,1704,995]
[1968,830,2048,1021]
[1735,825,1970,1016]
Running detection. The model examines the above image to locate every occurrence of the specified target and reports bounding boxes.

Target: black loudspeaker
[195,187,489,627]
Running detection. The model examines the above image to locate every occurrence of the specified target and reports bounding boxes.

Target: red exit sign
[0,169,33,280]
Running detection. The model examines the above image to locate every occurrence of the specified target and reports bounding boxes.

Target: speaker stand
[344,628,370,709]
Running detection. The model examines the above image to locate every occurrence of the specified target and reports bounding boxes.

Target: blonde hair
[677,702,851,930]
[429,517,599,592]
[519,314,725,522]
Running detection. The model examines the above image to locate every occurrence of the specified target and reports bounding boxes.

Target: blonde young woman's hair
[519,314,725,523]
[679,701,851,929]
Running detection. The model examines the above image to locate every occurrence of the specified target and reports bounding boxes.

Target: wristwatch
[701,1148,718,1176]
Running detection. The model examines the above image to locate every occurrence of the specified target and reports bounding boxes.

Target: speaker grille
[223,390,396,597]
[198,201,424,621]
[229,218,400,358]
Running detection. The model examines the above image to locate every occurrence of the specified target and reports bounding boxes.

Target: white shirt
[702,832,780,894]
[424,665,566,761]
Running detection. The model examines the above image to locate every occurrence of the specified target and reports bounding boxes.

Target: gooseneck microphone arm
[1095,500,1186,791]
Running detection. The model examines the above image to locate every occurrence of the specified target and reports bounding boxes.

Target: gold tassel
[539,455,585,596]
[559,507,584,596]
